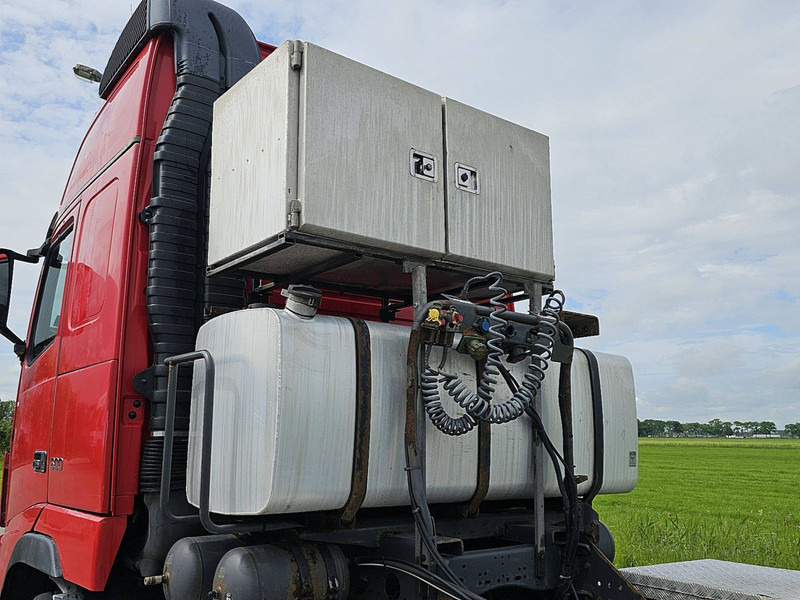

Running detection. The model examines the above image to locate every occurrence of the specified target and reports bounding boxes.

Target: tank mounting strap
[577,348,604,502]
[458,360,491,518]
[336,318,373,527]
[280,541,314,599]
[316,543,342,600]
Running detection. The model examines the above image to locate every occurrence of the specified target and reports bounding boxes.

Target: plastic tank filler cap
[281,284,323,318]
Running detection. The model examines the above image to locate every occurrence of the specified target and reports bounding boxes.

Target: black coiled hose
[422,272,565,435]
[422,348,478,435]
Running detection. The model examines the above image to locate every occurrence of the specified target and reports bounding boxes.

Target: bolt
[128,411,137,419]
[133,399,141,408]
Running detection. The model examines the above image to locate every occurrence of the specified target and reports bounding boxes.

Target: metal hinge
[290,40,304,70]
[288,199,302,229]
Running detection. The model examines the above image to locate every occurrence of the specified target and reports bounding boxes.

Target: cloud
[1,0,799,428]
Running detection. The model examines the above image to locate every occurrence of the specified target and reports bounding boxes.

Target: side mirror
[0,249,37,356]
[0,252,22,347]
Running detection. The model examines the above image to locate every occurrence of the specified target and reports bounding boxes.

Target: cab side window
[29,230,74,361]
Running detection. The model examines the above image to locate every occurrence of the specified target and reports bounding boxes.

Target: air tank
[212,543,349,600]
[160,535,252,600]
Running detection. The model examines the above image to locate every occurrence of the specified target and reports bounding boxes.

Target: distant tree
[0,399,14,454]
[637,418,788,438]
[639,419,667,437]
[684,422,702,437]
[756,421,777,436]
[708,418,723,437]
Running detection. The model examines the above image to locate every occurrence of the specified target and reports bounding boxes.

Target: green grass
[593,438,800,570]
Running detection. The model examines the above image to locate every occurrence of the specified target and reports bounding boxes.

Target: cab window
[29,229,74,361]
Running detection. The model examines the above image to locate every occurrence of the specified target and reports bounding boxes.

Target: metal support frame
[403,261,431,597]
[159,351,210,525]
[524,281,547,579]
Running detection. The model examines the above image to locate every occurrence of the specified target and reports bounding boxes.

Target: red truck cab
[0,6,400,596]
[0,31,182,597]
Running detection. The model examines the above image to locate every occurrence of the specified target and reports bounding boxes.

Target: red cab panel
[7,218,76,521]
[6,377,55,520]
[34,505,126,592]
[48,361,118,513]
[60,44,154,212]
[59,148,140,374]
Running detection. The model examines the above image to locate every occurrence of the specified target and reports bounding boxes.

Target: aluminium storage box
[187,307,637,516]
[208,41,554,284]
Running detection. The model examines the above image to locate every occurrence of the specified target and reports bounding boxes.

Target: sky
[0,0,798,427]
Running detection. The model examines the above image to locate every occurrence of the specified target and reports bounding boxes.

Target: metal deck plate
[622,560,800,600]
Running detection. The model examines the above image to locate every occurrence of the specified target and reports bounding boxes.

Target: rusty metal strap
[461,420,491,517]
[316,543,342,600]
[577,348,604,502]
[280,541,314,599]
[338,318,373,526]
[460,360,491,517]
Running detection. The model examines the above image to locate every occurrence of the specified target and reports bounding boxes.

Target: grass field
[594,437,800,570]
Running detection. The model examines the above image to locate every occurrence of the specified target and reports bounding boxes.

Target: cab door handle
[33,450,47,473]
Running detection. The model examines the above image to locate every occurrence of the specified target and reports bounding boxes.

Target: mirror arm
[1,249,39,264]
[25,212,59,260]
[0,324,24,349]
[25,245,48,261]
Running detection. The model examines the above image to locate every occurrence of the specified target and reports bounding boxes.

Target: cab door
[48,146,139,514]
[6,217,76,520]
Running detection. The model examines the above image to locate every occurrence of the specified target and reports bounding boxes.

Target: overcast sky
[1,1,798,427]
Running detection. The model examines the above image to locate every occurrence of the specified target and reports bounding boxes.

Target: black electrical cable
[498,361,581,600]
[404,330,487,600]
[355,558,484,600]
[406,285,573,599]
[404,445,485,600]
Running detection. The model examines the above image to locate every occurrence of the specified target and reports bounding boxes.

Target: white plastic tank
[187,307,637,516]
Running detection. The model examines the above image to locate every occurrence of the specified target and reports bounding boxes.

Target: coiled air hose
[422,272,565,436]
[404,273,572,600]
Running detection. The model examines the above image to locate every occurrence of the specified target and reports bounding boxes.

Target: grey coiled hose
[422,273,565,436]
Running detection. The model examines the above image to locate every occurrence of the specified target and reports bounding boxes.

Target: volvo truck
[0,2,645,598]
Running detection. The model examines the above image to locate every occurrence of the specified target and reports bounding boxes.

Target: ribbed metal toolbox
[208,41,554,292]
[622,560,800,600]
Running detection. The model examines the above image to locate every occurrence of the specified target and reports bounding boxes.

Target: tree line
[0,400,12,453]
[639,417,800,438]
